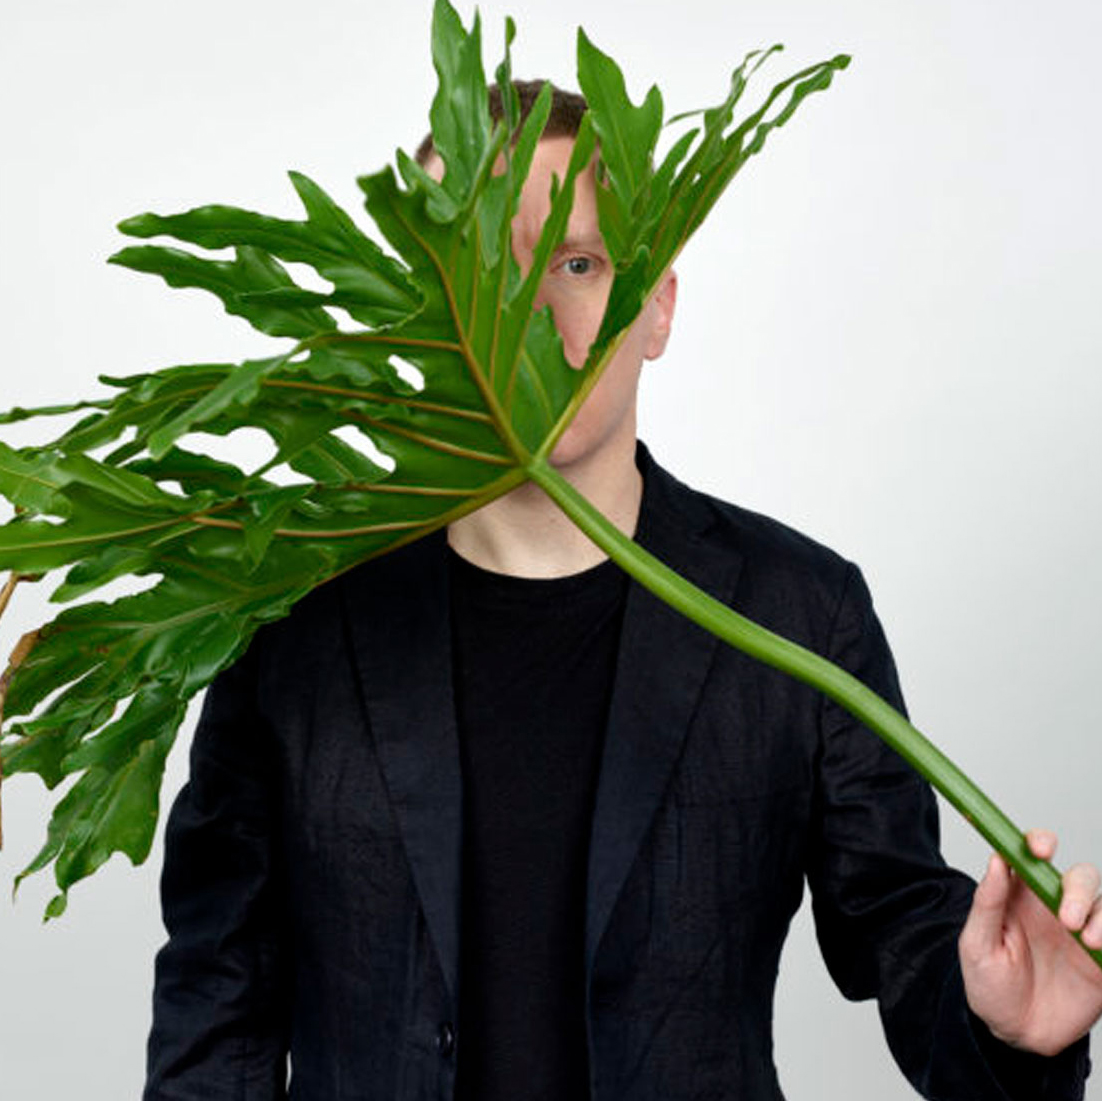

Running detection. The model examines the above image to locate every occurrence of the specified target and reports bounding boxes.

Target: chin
[547,424,594,469]
[548,429,634,476]
[545,405,636,473]
[547,443,585,470]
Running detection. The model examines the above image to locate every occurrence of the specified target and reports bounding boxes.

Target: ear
[422,151,445,183]
[643,269,678,360]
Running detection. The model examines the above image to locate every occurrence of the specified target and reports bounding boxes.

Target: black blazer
[145,444,1090,1100]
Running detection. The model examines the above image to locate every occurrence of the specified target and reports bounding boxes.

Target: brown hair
[414,79,588,167]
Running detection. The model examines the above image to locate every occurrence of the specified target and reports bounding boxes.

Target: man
[145,81,1102,1100]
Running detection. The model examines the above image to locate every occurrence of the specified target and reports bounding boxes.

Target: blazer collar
[339,443,744,1003]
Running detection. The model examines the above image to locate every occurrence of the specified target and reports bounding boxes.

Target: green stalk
[528,458,1102,971]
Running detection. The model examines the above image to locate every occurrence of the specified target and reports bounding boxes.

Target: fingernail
[1062,901,1088,927]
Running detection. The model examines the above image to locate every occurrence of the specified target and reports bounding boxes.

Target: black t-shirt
[449,547,629,1100]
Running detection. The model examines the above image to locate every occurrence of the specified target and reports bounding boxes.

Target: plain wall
[1,1,1099,1097]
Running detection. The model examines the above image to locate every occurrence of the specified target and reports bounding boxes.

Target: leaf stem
[0,629,42,851]
[527,459,1102,971]
[0,572,24,622]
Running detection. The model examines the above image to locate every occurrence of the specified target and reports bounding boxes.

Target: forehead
[514,136,599,242]
[519,136,593,193]
[421,136,601,246]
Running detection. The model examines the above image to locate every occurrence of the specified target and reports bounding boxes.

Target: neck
[447,439,642,578]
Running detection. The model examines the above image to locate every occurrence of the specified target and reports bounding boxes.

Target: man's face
[426,135,676,474]
[510,136,677,471]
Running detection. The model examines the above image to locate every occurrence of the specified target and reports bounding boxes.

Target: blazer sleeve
[144,642,291,1101]
[806,563,1091,1101]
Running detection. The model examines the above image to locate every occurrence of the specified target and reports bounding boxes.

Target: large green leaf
[0,0,849,914]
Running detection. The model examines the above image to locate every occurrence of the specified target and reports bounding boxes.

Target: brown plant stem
[0,568,42,850]
[0,572,22,622]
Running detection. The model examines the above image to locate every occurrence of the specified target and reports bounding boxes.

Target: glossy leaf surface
[0,0,847,913]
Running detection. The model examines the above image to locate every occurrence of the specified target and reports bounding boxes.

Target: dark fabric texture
[144,442,1091,1101]
[449,550,628,1100]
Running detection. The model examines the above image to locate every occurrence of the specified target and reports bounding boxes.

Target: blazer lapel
[335,450,742,1000]
[339,529,463,1004]
[585,451,743,976]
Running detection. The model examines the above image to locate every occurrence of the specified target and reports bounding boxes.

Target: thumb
[961,853,1013,959]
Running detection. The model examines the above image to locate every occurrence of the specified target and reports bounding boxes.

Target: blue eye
[564,256,592,275]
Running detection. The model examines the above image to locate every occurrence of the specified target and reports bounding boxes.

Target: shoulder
[638,444,904,707]
[638,441,858,610]
[244,526,447,673]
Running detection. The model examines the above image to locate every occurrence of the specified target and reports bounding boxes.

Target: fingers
[1083,899,1102,950]
[961,853,1014,957]
[1026,828,1102,941]
[1060,861,1102,934]
[1025,827,1057,861]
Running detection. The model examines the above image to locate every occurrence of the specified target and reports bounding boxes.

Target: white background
[1,1,1100,1098]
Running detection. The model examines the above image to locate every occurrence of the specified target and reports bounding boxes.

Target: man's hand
[959,828,1102,1057]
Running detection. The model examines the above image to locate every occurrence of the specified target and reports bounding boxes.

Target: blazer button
[436,1022,456,1058]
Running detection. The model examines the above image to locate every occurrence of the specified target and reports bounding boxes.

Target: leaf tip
[146,429,175,462]
[432,0,463,32]
[116,214,157,239]
[43,890,68,921]
[576,25,601,64]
